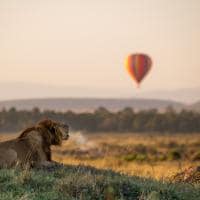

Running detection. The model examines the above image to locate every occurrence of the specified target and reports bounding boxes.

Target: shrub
[167,150,182,161]
[135,154,148,162]
[123,154,137,162]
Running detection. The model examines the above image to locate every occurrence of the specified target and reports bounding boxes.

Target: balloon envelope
[125,54,152,85]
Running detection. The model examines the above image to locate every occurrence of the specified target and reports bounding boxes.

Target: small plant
[135,153,148,162]
[167,149,182,161]
[123,154,137,162]
[151,153,167,162]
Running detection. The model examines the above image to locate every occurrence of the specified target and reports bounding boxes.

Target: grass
[0,164,200,200]
[1,132,200,199]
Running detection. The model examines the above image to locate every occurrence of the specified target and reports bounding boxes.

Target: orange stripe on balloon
[125,57,136,82]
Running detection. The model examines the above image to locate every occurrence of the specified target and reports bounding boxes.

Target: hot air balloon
[125,53,152,86]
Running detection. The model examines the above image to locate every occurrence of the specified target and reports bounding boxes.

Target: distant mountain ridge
[0,98,185,112]
[188,101,200,112]
[1,82,200,104]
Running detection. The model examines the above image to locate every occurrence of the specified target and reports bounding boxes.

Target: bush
[123,154,137,162]
[167,150,182,161]
[135,154,148,162]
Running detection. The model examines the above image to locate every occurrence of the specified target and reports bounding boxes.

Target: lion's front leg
[34,160,64,170]
[40,161,55,167]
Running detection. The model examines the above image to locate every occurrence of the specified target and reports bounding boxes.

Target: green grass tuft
[0,165,199,200]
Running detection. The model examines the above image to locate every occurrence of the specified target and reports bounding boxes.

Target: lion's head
[19,119,69,146]
[37,119,69,145]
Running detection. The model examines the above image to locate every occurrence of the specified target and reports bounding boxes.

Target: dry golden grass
[52,132,200,180]
[1,132,200,180]
[53,155,194,180]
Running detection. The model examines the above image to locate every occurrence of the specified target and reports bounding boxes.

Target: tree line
[0,107,200,133]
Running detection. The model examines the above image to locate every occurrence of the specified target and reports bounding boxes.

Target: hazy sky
[1,0,200,97]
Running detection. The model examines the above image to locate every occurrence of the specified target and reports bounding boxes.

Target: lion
[0,119,69,168]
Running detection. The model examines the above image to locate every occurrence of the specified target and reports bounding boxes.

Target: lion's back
[0,130,46,167]
[0,148,17,167]
[0,139,16,150]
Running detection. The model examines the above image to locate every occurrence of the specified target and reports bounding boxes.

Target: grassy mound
[0,164,199,200]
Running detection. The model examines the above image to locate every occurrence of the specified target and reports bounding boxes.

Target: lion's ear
[47,120,54,129]
[38,119,54,128]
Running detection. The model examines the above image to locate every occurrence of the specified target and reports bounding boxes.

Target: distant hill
[0,98,184,112]
[135,87,200,104]
[188,101,200,112]
[1,82,200,104]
